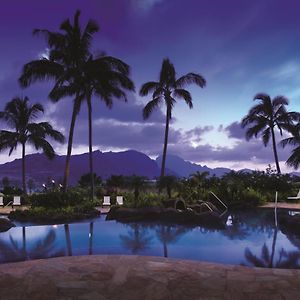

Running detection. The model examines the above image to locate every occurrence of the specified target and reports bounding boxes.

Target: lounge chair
[0,196,3,207]
[287,189,300,200]
[103,196,111,206]
[12,196,21,207]
[116,196,123,206]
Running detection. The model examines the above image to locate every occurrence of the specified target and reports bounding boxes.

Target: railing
[4,201,12,207]
[209,191,228,217]
[199,202,214,212]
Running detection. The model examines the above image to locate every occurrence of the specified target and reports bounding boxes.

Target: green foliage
[78,173,102,188]
[157,176,178,198]
[29,189,89,208]
[123,192,166,208]
[9,203,99,223]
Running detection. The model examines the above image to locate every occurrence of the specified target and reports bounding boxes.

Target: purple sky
[0,0,300,171]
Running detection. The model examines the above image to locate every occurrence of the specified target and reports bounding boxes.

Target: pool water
[1,209,300,268]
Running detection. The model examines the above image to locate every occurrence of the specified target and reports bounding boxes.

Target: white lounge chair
[0,196,3,206]
[287,189,300,200]
[103,196,111,206]
[12,196,21,207]
[116,196,123,206]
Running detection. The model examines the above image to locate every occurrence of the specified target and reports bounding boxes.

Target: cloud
[223,121,246,140]
[131,0,164,11]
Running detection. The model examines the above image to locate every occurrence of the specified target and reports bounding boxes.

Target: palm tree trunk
[161,105,171,178]
[271,126,281,174]
[22,142,27,194]
[87,95,94,200]
[269,227,278,268]
[63,101,79,192]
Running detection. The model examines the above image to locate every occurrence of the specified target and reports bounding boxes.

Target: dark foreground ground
[0,255,299,299]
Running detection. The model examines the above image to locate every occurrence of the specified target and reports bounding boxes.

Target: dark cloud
[223,121,246,140]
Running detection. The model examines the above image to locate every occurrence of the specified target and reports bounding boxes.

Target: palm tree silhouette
[19,11,134,198]
[71,54,134,199]
[0,97,64,193]
[19,10,95,193]
[241,93,300,174]
[140,58,206,178]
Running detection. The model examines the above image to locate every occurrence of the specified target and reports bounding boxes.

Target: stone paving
[0,255,300,300]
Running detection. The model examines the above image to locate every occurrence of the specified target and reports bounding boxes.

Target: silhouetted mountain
[156,154,232,177]
[0,150,257,188]
[0,150,160,186]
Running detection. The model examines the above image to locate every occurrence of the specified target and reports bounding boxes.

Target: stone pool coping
[0,255,300,299]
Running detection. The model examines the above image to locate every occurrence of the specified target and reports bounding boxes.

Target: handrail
[199,202,213,212]
[4,201,12,207]
[209,191,228,210]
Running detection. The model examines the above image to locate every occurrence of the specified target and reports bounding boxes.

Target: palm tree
[140,58,206,178]
[241,93,300,174]
[0,97,64,194]
[19,12,134,198]
[71,54,134,199]
[280,123,300,169]
[18,10,97,192]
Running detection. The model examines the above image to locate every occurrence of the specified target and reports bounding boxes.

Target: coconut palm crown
[241,93,300,174]
[140,58,206,178]
[0,97,64,193]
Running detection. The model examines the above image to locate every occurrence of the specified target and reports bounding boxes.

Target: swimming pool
[1,209,300,268]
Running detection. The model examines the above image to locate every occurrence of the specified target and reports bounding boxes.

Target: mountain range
[0,150,239,186]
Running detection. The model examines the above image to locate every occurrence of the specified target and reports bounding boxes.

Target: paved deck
[0,255,300,299]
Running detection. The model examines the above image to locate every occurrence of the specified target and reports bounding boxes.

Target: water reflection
[155,225,187,257]
[0,210,300,268]
[120,223,152,254]
[0,227,64,263]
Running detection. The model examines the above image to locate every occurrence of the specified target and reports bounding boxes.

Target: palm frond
[139,81,160,96]
[173,89,192,108]
[143,97,161,119]
[176,72,206,88]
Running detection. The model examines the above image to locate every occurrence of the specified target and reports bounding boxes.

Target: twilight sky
[0,0,300,172]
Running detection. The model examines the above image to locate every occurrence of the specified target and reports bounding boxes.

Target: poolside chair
[12,196,21,208]
[287,189,300,200]
[103,196,111,206]
[116,196,123,206]
[0,196,3,207]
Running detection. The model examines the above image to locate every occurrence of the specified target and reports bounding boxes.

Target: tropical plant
[140,58,206,177]
[78,173,102,188]
[18,10,109,196]
[19,11,134,199]
[157,175,178,198]
[0,97,64,193]
[241,93,300,174]
[125,175,148,202]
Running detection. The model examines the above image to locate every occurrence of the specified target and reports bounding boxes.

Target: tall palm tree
[70,54,134,199]
[241,93,300,174]
[140,58,206,178]
[19,10,97,192]
[0,97,64,194]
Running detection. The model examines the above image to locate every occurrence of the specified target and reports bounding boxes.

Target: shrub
[9,203,99,224]
[29,189,89,208]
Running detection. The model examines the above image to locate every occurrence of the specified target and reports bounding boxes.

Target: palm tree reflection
[156,225,187,257]
[0,228,64,263]
[120,223,152,254]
